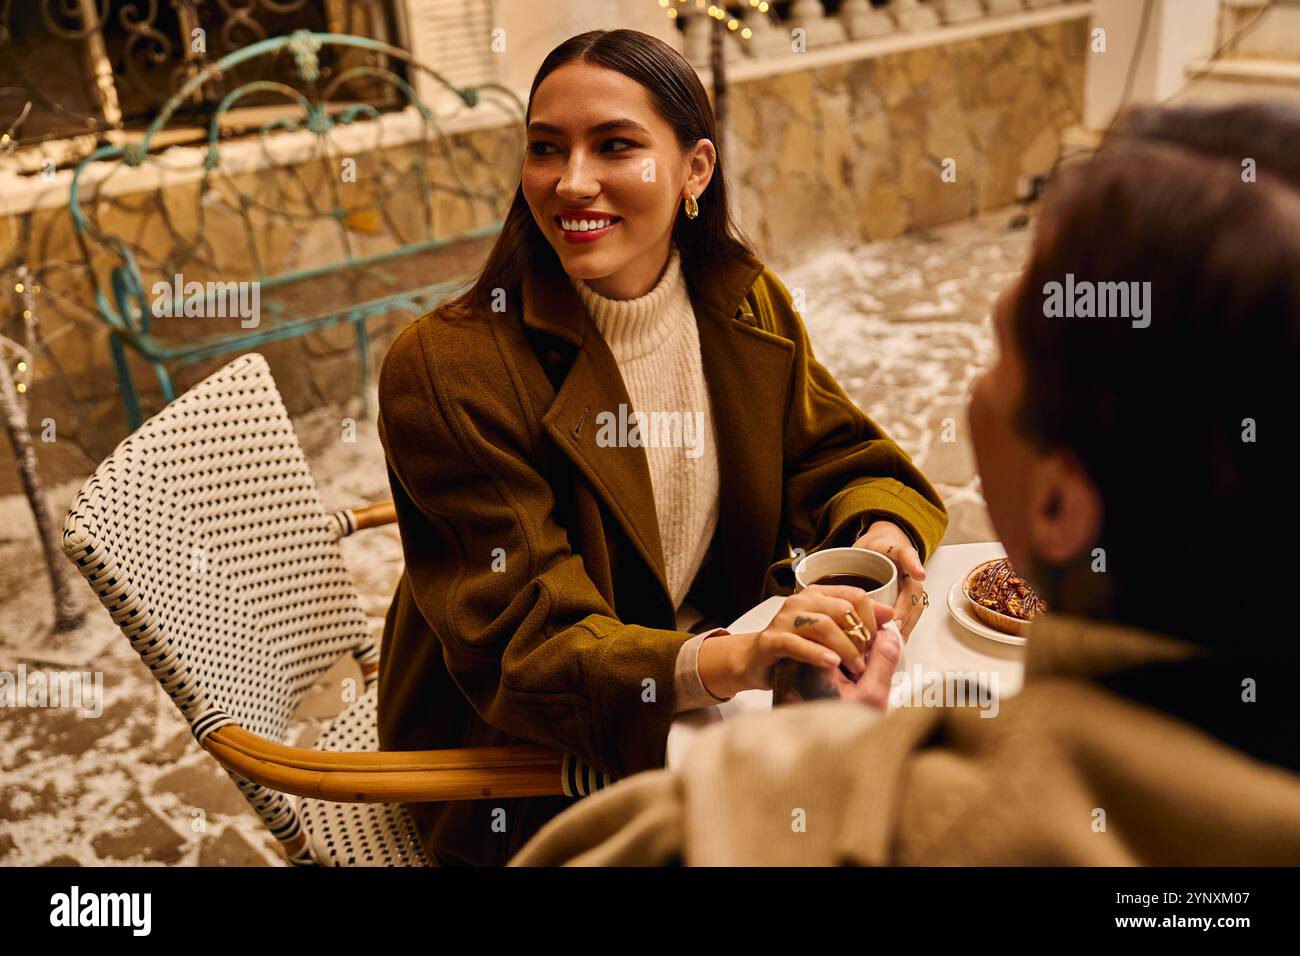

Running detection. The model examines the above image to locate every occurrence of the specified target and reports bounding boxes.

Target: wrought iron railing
[0,0,404,148]
[66,30,524,428]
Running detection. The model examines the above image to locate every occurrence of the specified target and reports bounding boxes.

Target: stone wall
[0,16,1085,494]
[729,18,1086,261]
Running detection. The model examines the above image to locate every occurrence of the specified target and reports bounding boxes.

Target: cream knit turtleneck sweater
[569,243,720,612]
[569,243,729,711]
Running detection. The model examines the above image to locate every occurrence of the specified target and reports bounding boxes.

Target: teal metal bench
[69,30,524,431]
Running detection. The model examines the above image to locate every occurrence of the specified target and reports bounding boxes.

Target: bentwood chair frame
[62,353,609,866]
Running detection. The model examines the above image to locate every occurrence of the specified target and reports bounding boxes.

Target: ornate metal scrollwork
[3,0,400,150]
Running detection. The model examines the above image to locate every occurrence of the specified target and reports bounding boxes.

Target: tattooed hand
[853,519,928,637]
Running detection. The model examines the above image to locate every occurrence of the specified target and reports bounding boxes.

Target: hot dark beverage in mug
[811,572,887,592]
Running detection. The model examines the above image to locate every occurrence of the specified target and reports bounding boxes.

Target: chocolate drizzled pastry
[966,558,1047,621]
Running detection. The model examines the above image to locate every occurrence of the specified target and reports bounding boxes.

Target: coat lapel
[521,243,793,616]
[523,253,670,605]
[694,263,794,609]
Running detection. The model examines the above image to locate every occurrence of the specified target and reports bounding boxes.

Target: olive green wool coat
[376,242,948,865]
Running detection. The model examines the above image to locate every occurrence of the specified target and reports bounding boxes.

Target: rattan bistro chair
[61,353,605,866]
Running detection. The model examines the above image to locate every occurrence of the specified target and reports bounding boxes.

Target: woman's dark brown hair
[441,29,756,321]
[1010,101,1300,648]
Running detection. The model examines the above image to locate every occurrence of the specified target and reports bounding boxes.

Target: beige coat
[511,613,1300,865]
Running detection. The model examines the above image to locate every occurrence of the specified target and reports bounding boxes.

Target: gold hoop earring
[683,192,699,219]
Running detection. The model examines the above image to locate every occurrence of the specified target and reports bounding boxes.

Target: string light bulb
[664,0,762,41]
[8,269,38,397]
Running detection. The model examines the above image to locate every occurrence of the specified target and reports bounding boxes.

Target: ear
[1027,450,1103,565]
[685,138,716,198]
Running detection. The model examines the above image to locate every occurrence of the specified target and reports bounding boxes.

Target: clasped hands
[696,519,928,708]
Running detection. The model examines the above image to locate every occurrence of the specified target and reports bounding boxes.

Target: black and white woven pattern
[298,684,432,866]
[562,753,614,798]
[62,353,417,866]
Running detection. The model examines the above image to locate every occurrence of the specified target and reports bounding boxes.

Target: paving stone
[292,654,362,721]
[20,696,136,759]
[0,782,62,822]
[151,762,252,818]
[919,402,979,486]
[199,828,268,867]
[127,721,152,748]
[91,801,186,863]
[939,499,998,547]
[141,729,196,766]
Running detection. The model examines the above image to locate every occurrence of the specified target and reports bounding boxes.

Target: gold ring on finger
[844,609,871,650]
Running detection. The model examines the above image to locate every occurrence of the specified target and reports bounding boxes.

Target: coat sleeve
[377,318,694,780]
[508,767,687,866]
[756,271,949,596]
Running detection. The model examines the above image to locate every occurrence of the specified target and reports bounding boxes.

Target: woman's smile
[554,210,623,243]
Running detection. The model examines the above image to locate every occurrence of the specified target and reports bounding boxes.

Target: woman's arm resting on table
[755,272,948,597]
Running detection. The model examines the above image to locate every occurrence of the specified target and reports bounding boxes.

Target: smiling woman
[459,29,748,305]
[520,63,714,299]
[374,28,947,866]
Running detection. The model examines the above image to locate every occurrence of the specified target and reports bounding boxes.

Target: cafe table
[666,541,1027,770]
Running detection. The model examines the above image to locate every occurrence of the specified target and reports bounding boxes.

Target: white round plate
[947,578,1028,646]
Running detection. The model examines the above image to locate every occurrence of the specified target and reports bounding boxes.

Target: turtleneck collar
[567,244,686,362]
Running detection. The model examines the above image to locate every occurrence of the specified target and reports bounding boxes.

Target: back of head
[1010,101,1300,652]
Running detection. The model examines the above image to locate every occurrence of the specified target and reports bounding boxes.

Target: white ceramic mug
[794,546,899,607]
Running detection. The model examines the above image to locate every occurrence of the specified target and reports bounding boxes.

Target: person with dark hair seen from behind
[376,29,946,866]
[512,100,1300,866]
